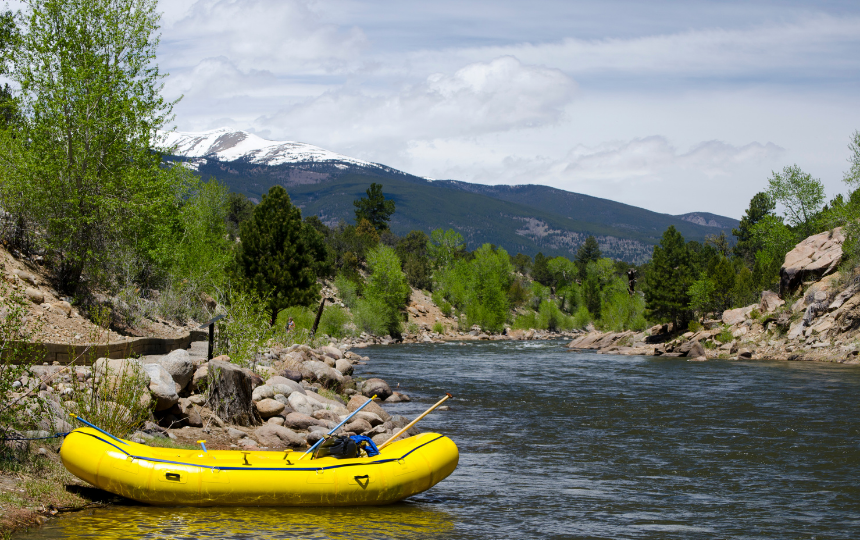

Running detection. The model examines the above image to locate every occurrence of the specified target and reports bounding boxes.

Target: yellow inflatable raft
[60,427,459,506]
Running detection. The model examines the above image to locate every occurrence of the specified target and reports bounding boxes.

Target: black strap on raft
[313,435,358,459]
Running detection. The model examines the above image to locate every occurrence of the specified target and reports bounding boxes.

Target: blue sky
[152,0,860,218]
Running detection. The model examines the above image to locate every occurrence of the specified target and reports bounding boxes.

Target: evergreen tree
[232,186,324,325]
[576,236,601,279]
[396,230,432,290]
[354,182,395,231]
[733,192,775,264]
[532,252,552,286]
[645,226,694,328]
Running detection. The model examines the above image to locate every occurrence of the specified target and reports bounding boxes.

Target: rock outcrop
[779,227,844,296]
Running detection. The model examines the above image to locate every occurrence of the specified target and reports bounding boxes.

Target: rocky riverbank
[569,228,860,365]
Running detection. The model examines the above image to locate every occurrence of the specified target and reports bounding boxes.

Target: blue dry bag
[349,434,380,457]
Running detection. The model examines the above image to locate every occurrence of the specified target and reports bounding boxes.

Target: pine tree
[645,226,694,328]
[733,192,775,264]
[354,183,395,231]
[532,252,553,286]
[232,186,326,325]
[576,236,601,279]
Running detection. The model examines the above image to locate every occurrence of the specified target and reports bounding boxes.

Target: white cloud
[159,0,368,75]
[255,56,576,148]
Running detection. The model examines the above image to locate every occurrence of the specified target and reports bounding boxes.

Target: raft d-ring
[354,474,370,489]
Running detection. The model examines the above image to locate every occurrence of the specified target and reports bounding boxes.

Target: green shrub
[538,300,572,331]
[334,274,359,309]
[573,304,592,329]
[432,291,453,317]
[432,321,445,334]
[688,320,703,333]
[406,322,420,334]
[215,289,274,367]
[318,306,354,339]
[353,297,393,336]
[715,326,734,343]
[363,245,410,336]
[512,311,539,330]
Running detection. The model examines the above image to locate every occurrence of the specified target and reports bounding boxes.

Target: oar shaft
[297,394,377,461]
[377,393,452,450]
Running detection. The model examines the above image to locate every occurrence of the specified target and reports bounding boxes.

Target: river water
[16,340,860,539]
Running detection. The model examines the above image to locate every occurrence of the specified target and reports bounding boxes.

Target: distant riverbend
[16,340,860,539]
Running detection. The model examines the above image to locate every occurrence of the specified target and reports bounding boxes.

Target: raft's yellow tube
[60,427,458,506]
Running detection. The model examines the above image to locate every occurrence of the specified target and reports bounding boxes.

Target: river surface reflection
[16,340,860,539]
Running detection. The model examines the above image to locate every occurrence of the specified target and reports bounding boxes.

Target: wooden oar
[377,393,453,450]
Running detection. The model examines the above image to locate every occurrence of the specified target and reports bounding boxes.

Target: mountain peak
[160,128,380,169]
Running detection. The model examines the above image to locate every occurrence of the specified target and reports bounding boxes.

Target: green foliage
[4,0,181,295]
[844,130,860,189]
[215,289,274,367]
[576,236,601,279]
[436,244,513,332]
[749,215,797,292]
[532,252,553,286]
[733,192,776,264]
[582,270,601,319]
[512,311,538,330]
[231,186,324,325]
[432,321,445,334]
[767,164,826,238]
[715,326,733,344]
[573,304,592,328]
[645,226,694,327]
[431,291,453,317]
[334,274,359,309]
[507,277,532,308]
[537,300,574,332]
[226,192,255,239]
[0,285,44,435]
[352,297,391,336]
[688,320,703,333]
[600,282,647,332]
[396,230,433,290]
[688,276,716,319]
[429,228,465,270]
[510,253,532,275]
[363,245,410,337]
[354,182,395,231]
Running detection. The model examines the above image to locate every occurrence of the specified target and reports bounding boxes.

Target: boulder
[205,360,259,426]
[283,412,324,430]
[252,384,275,402]
[54,301,72,317]
[780,228,845,296]
[159,349,194,391]
[760,290,785,313]
[722,305,756,326]
[13,270,37,285]
[24,287,43,304]
[361,378,392,401]
[288,392,317,416]
[342,418,372,434]
[347,394,391,422]
[255,398,286,419]
[305,391,346,408]
[320,345,343,360]
[241,369,264,390]
[267,416,285,426]
[351,411,384,427]
[685,340,706,359]
[737,348,753,359]
[178,398,203,427]
[312,409,341,422]
[280,369,303,383]
[304,361,344,386]
[226,427,245,440]
[268,377,305,395]
[191,363,208,393]
[142,363,180,411]
[335,359,353,375]
[254,425,305,448]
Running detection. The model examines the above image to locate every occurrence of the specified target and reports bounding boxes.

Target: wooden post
[310,297,329,339]
[199,314,226,361]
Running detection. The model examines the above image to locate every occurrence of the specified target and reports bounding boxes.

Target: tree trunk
[205,360,260,427]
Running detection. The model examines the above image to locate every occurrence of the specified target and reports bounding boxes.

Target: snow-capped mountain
[159,128,387,171]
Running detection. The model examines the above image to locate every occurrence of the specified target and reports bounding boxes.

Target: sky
[152,1,860,218]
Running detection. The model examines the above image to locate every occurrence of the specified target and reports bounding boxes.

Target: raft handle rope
[0,431,69,441]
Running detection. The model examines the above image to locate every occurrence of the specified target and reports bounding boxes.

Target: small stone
[227,427,245,439]
[267,416,285,426]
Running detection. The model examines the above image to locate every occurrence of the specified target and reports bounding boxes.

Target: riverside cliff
[568,228,860,364]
